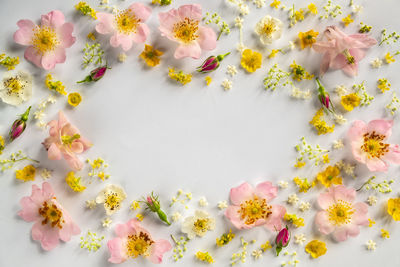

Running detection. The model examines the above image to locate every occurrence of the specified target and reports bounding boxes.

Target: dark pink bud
[9,106,30,142]
[316,78,335,112]
[77,65,110,83]
[275,226,290,256]
[196,52,230,73]
[147,196,153,204]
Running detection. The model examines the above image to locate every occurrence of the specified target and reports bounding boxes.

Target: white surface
[0,0,400,266]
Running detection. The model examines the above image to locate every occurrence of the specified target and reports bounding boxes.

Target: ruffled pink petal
[229,182,254,205]
[384,144,400,164]
[197,26,217,51]
[58,23,75,48]
[129,3,152,22]
[348,34,377,48]
[18,197,40,222]
[312,40,336,53]
[30,184,46,205]
[115,221,135,238]
[150,239,172,264]
[110,33,133,51]
[332,185,356,203]
[366,119,393,138]
[41,10,65,28]
[158,10,180,40]
[32,222,60,251]
[348,120,367,141]
[70,142,84,154]
[178,4,202,21]
[24,46,43,68]
[42,182,55,200]
[63,152,83,171]
[332,224,360,242]
[365,157,388,172]
[330,54,348,70]
[96,12,115,35]
[349,48,366,62]
[174,42,201,59]
[48,143,62,160]
[317,190,336,210]
[315,211,335,235]
[14,20,36,45]
[341,62,358,76]
[79,137,93,151]
[255,181,277,202]
[131,24,149,43]
[61,123,80,137]
[225,205,248,229]
[352,202,369,226]
[58,111,69,129]
[41,52,58,70]
[108,238,126,263]
[264,204,286,232]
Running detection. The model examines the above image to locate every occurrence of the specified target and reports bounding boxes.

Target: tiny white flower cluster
[218,200,228,210]
[367,195,378,206]
[299,201,311,212]
[294,233,306,245]
[291,87,311,100]
[33,95,57,129]
[332,139,344,150]
[287,194,299,205]
[278,181,289,189]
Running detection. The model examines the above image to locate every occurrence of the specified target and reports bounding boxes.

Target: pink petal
[366,119,393,138]
[110,33,133,51]
[115,221,134,238]
[255,181,277,202]
[132,24,150,43]
[58,111,69,129]
[70,142,84,154]
[332,224,360,242]
[365,157,388,172]
[349,48,366,62]
[174,42,201,59]
[384,144,400,164]
[197,26,217,51]
[41,10,65,28]
[14,20,35,45]
[348,120,367,141]
[30,184,46,205]
[332,185,356,203]
[150,239,172,264]
[18,197,40,222]
[107,238,126,263]
[41,52,58,70]
[348,34,377,48]
[315,211,335,235]
[225,205,248,229]
[24,46,43,68]
[317,190,336,210]
[129,3,152,22]
[178,4,202,21]
[341,62,358,76]
[264,204,286,232]
[42,182,55,200]
[96,12,115,35]
[158,10,180,40]
[229,182,254,205]
[58,23,75,48]
[32,222,60,251]
[352,202,369,226]
[48,143,62,160]
[63,153,83,171]
[330,53,348,70]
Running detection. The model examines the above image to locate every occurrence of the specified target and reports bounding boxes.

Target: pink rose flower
[18,182,80,251]
[107,219,171,264]
[43,111,92,170]
[315,185,368,242]
[158,4,217,59]
[95,3,151,51]
[225,181,286,231]
[313,26,377,76]
[13,10,76,70]
[348,119,400,172]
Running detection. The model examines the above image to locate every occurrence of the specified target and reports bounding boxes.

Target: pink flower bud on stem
[275,225,290,256]
[196,52,230,73]
[77,65,110,83]
[316,78,335,113]
[9,106,31,142]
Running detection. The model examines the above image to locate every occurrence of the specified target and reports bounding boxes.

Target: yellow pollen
[104,192,121,211]
[115,9,140,34]
[61,134,81,146]
[327,200,354,226]
[31,26,59,55]
[38,201,64,228]
[238,196,272,225]
[173,17,199,44]
[126,232,154,258]
[193,218,211,234]
[262,22,276,36]
[4,77,23,94]
[361,131,389,159]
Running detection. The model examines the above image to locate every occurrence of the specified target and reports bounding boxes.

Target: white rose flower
[0,71,32,106]
[254,16,283,45]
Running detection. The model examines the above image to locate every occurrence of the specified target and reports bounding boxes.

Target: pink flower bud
[316,78,335,112]
[77,65,110,83]
[196,52,230,73]
[147,196,153,204]
[9,106,31,142]
[275,226,290,256]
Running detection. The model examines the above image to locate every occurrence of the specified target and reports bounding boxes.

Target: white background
[0,0,400,266]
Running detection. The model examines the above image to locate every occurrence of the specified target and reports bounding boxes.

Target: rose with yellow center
[31,26,59,55]
[173,17,199,44]
[327,200,354,226]
[181,210,215,239]
[115,9,140,34]
[238,196,272,225]
[38,201,65,228]
[254,15,283,45]
[361,131,389,159]
[96,184,127,215]
[126,232,154,258]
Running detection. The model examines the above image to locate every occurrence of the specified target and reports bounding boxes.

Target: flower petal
[58,23,75,48]
[315,211,335,235]
[366,119,393,138]
[178,4,202,21]
[352,202,369,226]
[41,10,65,28]
[14,20,35,45]
[150,239,172,264]
[225,205,248,229]
[229,182,254,205]
[131,24,150,44]
[129,3,152,22]
[107,238,126,263]
[18,196,40,222]
[197,26,217,51]
[95,12,115,34]
[48,143,62,160]
[384,144,400,164]
[174,43,201,59]
[24,46,43,68]
[255,181,278,202]
[264,204,286,232]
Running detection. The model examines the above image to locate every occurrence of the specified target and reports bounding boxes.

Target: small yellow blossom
[308,3,318,15]
[377,78,391,93]
[298,30,319,49]
[284,213,305,228]
[381,229,390,239]
[65,171,86,192]
[341,93,361,111]
[290,61,314,81]
[309,109,335,135]
[68,92,82,107]
[342,15,354,27]
[270,0,281,9]
[385,52,395,64]
[195,251,214,263]
[260,241,272,252]
[322,154,330,164]
[216,229,235,246]
[15,165,36,182]
[87,32,96,41]
[130,200,140,211]
[294,160,306,168]
[168,68,192,85]
[268,49,280,58]
[305,240,327,258]
[294,9,305,21]
[136,213,144,221]
[387,198,400,221]
[368,218,376,227]
[140,44,163,67]
[205,76,212,86]
[75,1,97,19]
[316,165,342,188]
[293,177,315,193]
[240,49,262,73]
[0,53,19,70]
[45,74,67,95]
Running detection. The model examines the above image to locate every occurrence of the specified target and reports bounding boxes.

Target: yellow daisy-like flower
[68,92,82,107]
[381,229,390,238]
[342,15,354,27]
[295,9,305,21]
[340,93,361,111]
[385,52,395,64]
[387,197,400,221]
[316,165,342,188]
[65,171,86,192]
[240,49,262,73]
[270,0,281,9]
[298,30,319,49]
[140,44,163,67]
[305,240,327,258]
[308,3,318,14]
[15,165,36,182]
[0,135,4,154]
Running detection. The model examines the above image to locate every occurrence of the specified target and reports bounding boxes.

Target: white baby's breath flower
[333,139,344,150]
[299,201,311,212]
[334,114,347,125]
[118,53,127,62]
[171,212,182,222]
[221,79,233,91]
[366,240,376,251]
[234,17,243,28]
[294,233,306,245]
[181,210,215,239]
[218,200,228,210]
[254,15,283,45]
[239,3,249,15]
[287,194,299,205]
[352,5,363,13]
[0,71,32,106]
[278,181,289,189]
[96,184,127,215]
[253,0,265,8]
[102,217,112,228]
[227,65,238,77]
[237,43,246,52]
[335,85,349,96]
[198,197,209,207]
[40,168,52,179]
[47,95,57,103]
[367,195,377,206]
[371,58,383,68]
[86,199,97,209]
[252,249,263,259]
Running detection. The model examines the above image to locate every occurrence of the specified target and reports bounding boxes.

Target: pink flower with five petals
[315,185,368,242]
[347,119,400,172]
[313,26,377,76]
[158,4,217,59]
[107,219,171,264]
[18,182,80,251]
[43,111,92,170]
[225,181,286,231]
[95,3,151,51]
[13,10,76,70]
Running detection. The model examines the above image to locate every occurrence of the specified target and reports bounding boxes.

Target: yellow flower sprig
[263,64,292,91]
[203,12,230,40]
[295,137,329,168]
[231,237,249,265]
[171,235,189,261]
[357,176,394,194]
[284,213,305,228]
[0,136,4,155]
[386,92,400,115]
[377,78,391,93]
[1,151,39,172]
[45,74,67,95]
[65,171,86,192]
[290,61,314,81]
[216,229,235,247]
[195,251,214,263]
[0,53,19,70]
[309,109,335,135]
[319,0,342,20]
[80,231,104,252]
[168,68,192,85]
[87,157,110,182]
[75,2,97,19]
[353,81,374,106]
[82,42,104,69]
[293,177,315,193]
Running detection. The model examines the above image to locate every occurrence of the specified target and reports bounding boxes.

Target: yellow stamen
[4,77,23,94]
[238,196,272,225]
[173,17,199,44]
[115,9,140,34]
[361,131,389,159]
[31,26,59,55]
[61,134,81,146]
[126,232,154,258]
[262,22,276,36]
[327,200,354,226]
[104,192,122,211]
[38,202,64,228]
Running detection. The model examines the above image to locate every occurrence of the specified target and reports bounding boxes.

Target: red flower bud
[275,226,290,256]
[77,65,110,83]
[9,106,31,142]
[196,52,230,73]
[316,78,334,112]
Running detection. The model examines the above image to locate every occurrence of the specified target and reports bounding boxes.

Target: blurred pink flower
[96,3,151,51]
[18,182,80,251]
[13,10,76,70]
[225,181,286,231]
[313,26,377,76]
[348,119,400,172]
[158,4,217,59]
[43,111,92,170]
[108,219,171,264]
[315,185,368,242]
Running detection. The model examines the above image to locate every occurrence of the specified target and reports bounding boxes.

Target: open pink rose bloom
[315,185,368,242]
[225,181,286,231]
[13,10,76,70]
[107,219,171,264]
[158,4,217,59]
[313,26,377,76]
[96,3,151,51]
[18,182,80,251]
[43,111,92,170]
[348,119,400,172]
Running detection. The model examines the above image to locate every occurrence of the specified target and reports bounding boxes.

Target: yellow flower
[309,109,335,135]
[0,135,4,154]
[316,165,342,188]
[261,241,272,252]
[140,44,163,67]
[195,251,214,263]
[268,49,280,58]
[294,160,306,168]
[240,49,262,73]
[342,15,354,27]
[87,32,96,41]
[168,68,192,85]
[65,171,86,192]
[136,213,144,221]
[205,76,212,86]
[270,0,281,9]
[75,1,97,19]
[45,74,67,95]
[298,30,319,49]
[294,9,305,21]
[216,229,235,246]
[0,53,19,70]
[377,78,391,93]
[293,177,315,193]
[308,3,318,14]
[341,93,361,111]
[290,61,314,81]
[322,154,330,164]
[68,92,82,107]
[305,240,327,258]
[368,218,375,227]
[381,229,390,238]
[387,198,400,221]
[284,213,305,228]
[385,52,395,64]
[130,200,140,211]
[15,165,36,182]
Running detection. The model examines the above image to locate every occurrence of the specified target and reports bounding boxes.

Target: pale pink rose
[13,10,76,70]
[158,4,217,59]
[18,182,80,251]
[315,185,368,242]
[225,181,286,231]
[107,219,171,264]
[95,3,151,51]
[348,119,400,172]
[43,111,92,170]
[313,26,376,76]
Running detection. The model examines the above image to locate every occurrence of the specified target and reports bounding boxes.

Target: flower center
[262,22,276,36]
[327,200,354,226]
[193,218,211,234]
[31,26,59,55]
[115,9,140,34]
[361,131,389,159]
[126,232,154,258]
[38,201,64,228]
[342,49,355,65]
[173,17,199,44]
[238,196,272,225]
[61,134,81,146]
[4,77,23,94]
[104,192,121,211]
